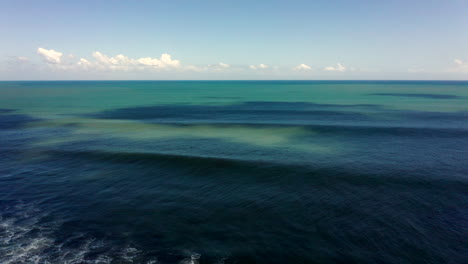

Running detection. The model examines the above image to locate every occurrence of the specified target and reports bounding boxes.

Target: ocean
[0,81,467,263]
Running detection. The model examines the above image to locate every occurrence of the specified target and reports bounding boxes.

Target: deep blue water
[0,81,467,263]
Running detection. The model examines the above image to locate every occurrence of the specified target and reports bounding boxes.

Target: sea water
[0,81,467,263]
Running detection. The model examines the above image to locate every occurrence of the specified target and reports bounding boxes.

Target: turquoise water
[0,81,467,263]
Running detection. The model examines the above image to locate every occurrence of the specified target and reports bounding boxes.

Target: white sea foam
[0,203,55,264]
[179,252,201,264]
[0,202,223,263]
[0,202,140,264]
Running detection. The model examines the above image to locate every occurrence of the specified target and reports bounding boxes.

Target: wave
[40,149,468,189]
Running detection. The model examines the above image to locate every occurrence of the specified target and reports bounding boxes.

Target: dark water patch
[85,102,386,124]
[303,123,468,138]
[89,101,385,118]
[85,102,468,129]
[0,108,15,113]
[397,110,468,121]
[241,101,383,110]
[0,113,42,129]
[88,105,371,123]
[371,93,464,99]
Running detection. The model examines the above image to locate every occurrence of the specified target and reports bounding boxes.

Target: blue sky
[1,0,467,80]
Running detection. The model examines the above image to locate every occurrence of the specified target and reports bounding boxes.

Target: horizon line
[1,79,468,82]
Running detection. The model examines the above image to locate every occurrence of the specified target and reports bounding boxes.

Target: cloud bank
[35,48,182,72]
[6,47,463,80]
[89,51,181,71]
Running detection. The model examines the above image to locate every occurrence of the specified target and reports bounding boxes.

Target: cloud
[137,54,181,68]
[210,62,231,71]
[37,48,63,64]
[91,52,133,70]
[449,59,468,73]
[218,62,230,68]
[293,64,312,70]
[32,47,361,77]
[186,62,232,72]
[324,63,346,72]
[250,64,268,70]
[77,58,92,70]
[78,51,182,71]
[34,47,185,72]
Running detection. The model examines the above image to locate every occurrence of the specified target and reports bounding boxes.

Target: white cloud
[77,58,92,70]
[32,48,364,77]
[37,48,63,64]
[155,54,181,68]
[293,64,312,70]
[187,62,232,72]
[92,52,133,70]
[69,51,181,71]
[250,64,268,70]
[136,54,181,68]
[209,62,231,71]
[450,59,468,73]
[218,62,230,68]
[324,63,346,72]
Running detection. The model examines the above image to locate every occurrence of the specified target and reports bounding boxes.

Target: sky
[0,0,467,80]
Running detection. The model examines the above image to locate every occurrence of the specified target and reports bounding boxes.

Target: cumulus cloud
[34,47,185,72]
[249,64,268,70]
[324,63,346,72]
[37,48,63,64]
[77,58,92,70]
[218,62,230,68]
[137,54,181,68]
[293,64,312,70]
[91,52,132,70]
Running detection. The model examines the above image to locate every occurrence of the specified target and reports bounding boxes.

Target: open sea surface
[0,81,467,263]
